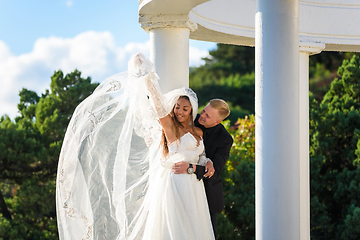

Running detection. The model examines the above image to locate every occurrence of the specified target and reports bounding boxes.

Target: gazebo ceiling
[139,0,360,52]
[189,0,360,52]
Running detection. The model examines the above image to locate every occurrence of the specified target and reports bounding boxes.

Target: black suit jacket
[194,114,233,214]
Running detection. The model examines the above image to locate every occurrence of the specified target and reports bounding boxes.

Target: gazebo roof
[140,0,360,52]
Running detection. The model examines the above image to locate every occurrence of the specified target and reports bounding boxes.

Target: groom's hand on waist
[172,162,196,174]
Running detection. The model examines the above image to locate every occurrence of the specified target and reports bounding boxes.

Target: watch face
[187,166,194,174]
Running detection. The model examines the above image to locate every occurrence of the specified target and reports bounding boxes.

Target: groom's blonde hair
[209,99,230,120]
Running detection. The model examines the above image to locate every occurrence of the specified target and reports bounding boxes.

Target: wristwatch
[187,163,194,174]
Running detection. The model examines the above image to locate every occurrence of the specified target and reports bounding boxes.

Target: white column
[255,1,300,239]
[299,43,324,240]
[299,50,310,240]
[150,28,190,92]
[140,15,197,93]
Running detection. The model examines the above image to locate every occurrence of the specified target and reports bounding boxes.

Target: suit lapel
[195,115,222,159]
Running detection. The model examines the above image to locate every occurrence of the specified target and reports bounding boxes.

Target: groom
[173,99,233,237]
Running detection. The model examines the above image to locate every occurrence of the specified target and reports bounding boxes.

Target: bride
[56,53,215,239]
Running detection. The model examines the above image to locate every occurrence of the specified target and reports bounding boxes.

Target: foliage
[0,70,98,239]
[217,115,255,240]
[190,44,255,80]
[309,62,336,102]
[309,51,360,102]
[310,52,360,74]
[0,178,57,240]
[193,73,255,124]
[310,55,360,239]
[190,44,255,124]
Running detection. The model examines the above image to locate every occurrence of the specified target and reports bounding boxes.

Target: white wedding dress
[143,132,214,239]
[56,53,215,239]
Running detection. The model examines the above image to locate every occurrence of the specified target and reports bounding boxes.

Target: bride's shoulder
[194,126,203,137]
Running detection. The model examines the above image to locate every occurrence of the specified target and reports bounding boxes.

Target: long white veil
[56,53,197,239]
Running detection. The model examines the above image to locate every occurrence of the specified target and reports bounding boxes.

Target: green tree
[309,51,360,102]
[0,69,98,239]
[194,44,255,79]
[190,44,255,124]
[218,115,255,240]
[193,73,255,124]
[310,55,360,239]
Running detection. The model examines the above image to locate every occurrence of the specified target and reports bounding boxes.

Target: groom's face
[198,105,221,128]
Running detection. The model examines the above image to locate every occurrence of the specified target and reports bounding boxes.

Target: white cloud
[0,31,209,119]
[189,46,209,67]
[66,1,73,7]
[0,41,11,62]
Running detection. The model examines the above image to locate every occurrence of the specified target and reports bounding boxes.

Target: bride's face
[174,97,192,123]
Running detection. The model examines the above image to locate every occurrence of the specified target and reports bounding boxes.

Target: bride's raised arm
[131,53,175,140]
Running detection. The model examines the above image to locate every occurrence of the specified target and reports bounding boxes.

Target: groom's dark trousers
[194,114,233,237]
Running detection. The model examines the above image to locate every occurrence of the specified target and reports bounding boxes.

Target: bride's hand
[130,53,150,77]
[173,162,195,174]
[133,53,144,69]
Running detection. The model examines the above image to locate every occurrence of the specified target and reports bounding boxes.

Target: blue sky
[0,0,216,118]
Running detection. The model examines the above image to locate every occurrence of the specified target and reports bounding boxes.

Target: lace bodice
[165,132,205,165]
